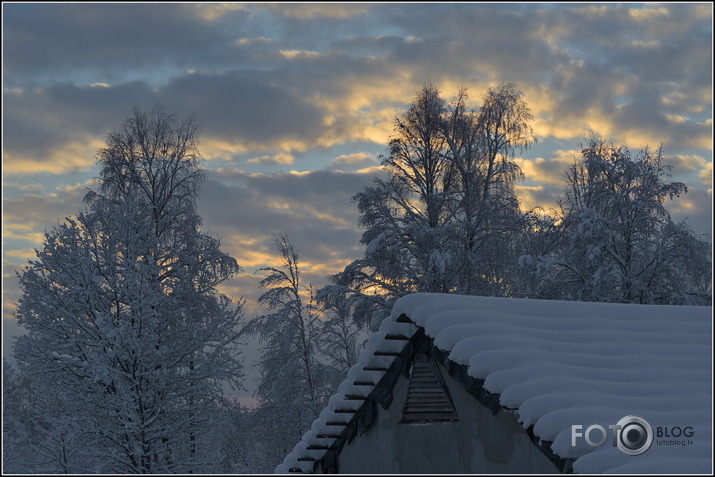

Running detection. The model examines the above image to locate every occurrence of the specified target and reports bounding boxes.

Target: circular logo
[616,415,653,456]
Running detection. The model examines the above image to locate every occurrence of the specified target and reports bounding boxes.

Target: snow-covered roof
[276,294,712,474]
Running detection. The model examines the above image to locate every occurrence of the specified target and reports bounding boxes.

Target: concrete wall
[324,359,559,474]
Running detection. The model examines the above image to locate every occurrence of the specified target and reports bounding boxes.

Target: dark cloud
[3,186,90,234]
[611,101,712,151]
[3,3,232,86]
[242,4,379,53]
[5,3,710,172]
[516,185,562,213]
[379,4,561,82]
[4,71,328,171]
[4,81,156,162]
[161,71,327,145]
[331,35,411,55]
[668,188,713,237]
[199,169,383,270]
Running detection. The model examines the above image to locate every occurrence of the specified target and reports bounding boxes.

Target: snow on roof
[276,294,713,474]
[275,314,421,474]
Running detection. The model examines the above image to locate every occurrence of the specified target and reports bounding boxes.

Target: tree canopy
[11,105,244,473]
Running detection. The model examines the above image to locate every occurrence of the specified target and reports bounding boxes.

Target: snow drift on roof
[392,294,712,474]
[277,294,712,474]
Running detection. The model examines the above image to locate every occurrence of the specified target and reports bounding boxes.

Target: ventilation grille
[401,353,458,423]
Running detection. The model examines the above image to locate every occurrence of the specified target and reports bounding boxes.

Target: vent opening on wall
[400,353,458,423]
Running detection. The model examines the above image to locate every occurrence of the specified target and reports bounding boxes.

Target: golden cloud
[221,240,277,270]
[262,196,352,226]
[265,3,370,19]
[355,165,387,175]
[627,5,670,20]
[669,154,709,172]
[514,150,580,186]
[201,136,315,162]
[279,50,322,60]
[216,233,354,278]
[3,138,104,176]
[4,248,40,261]
[14,183,46,192]
[519,84,597,141]
[248,153,295,165]
[234,37,273,46]
[514,184,560,213]
[332,152,375,166]
[664,113,688,124]
[699,161,713,187]
[190,3,248,22]
[199,137,254,161]
[3,227,48,248]
[659,86,712,115]
[330,153,378,171]
[301,76,417,148]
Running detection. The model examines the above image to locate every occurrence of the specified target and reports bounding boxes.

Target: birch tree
[11,105,244,473]
[443,82,533,296]
[3,359,93,473]
[321,82,534,326]
[520,134,711,305]
[242,233,334,470]
[318,295,367,376]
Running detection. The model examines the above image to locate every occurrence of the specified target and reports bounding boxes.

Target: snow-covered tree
[319,294,368,376]
[242,233,335,471]
[3,359,94,473]
[216,404,260,473]
[445,83,533,296]
[520,134,711,305]
[11,105,244,473]
[322,82,534,326]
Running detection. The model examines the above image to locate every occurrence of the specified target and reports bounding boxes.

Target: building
[276,294,712,474]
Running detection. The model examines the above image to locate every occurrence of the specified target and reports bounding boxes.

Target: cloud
[608,102,712,151]
[514,185,560,212]
[3,185,90,244]
[190,3,249,22]
[6,3,709,182]
[198,169,382,278]
[515,150,580,187]
[247,153,295,165]
[3,3,712,282]
[160,70,329,151]
[3,3,232,87]
[699,162,713,188]
[330,152,377,170]
[3,81,156,175]
[234,36,274,47]
[263,3,371,20]
[667,188,713,236]
[3,72,332,175]
[3,138,104,176]
[279,49,322,60]
[667,154,712,185]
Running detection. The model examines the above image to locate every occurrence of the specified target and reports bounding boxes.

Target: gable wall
[324,358,560,474]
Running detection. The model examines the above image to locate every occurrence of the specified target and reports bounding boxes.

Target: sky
[2,2,713,402]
